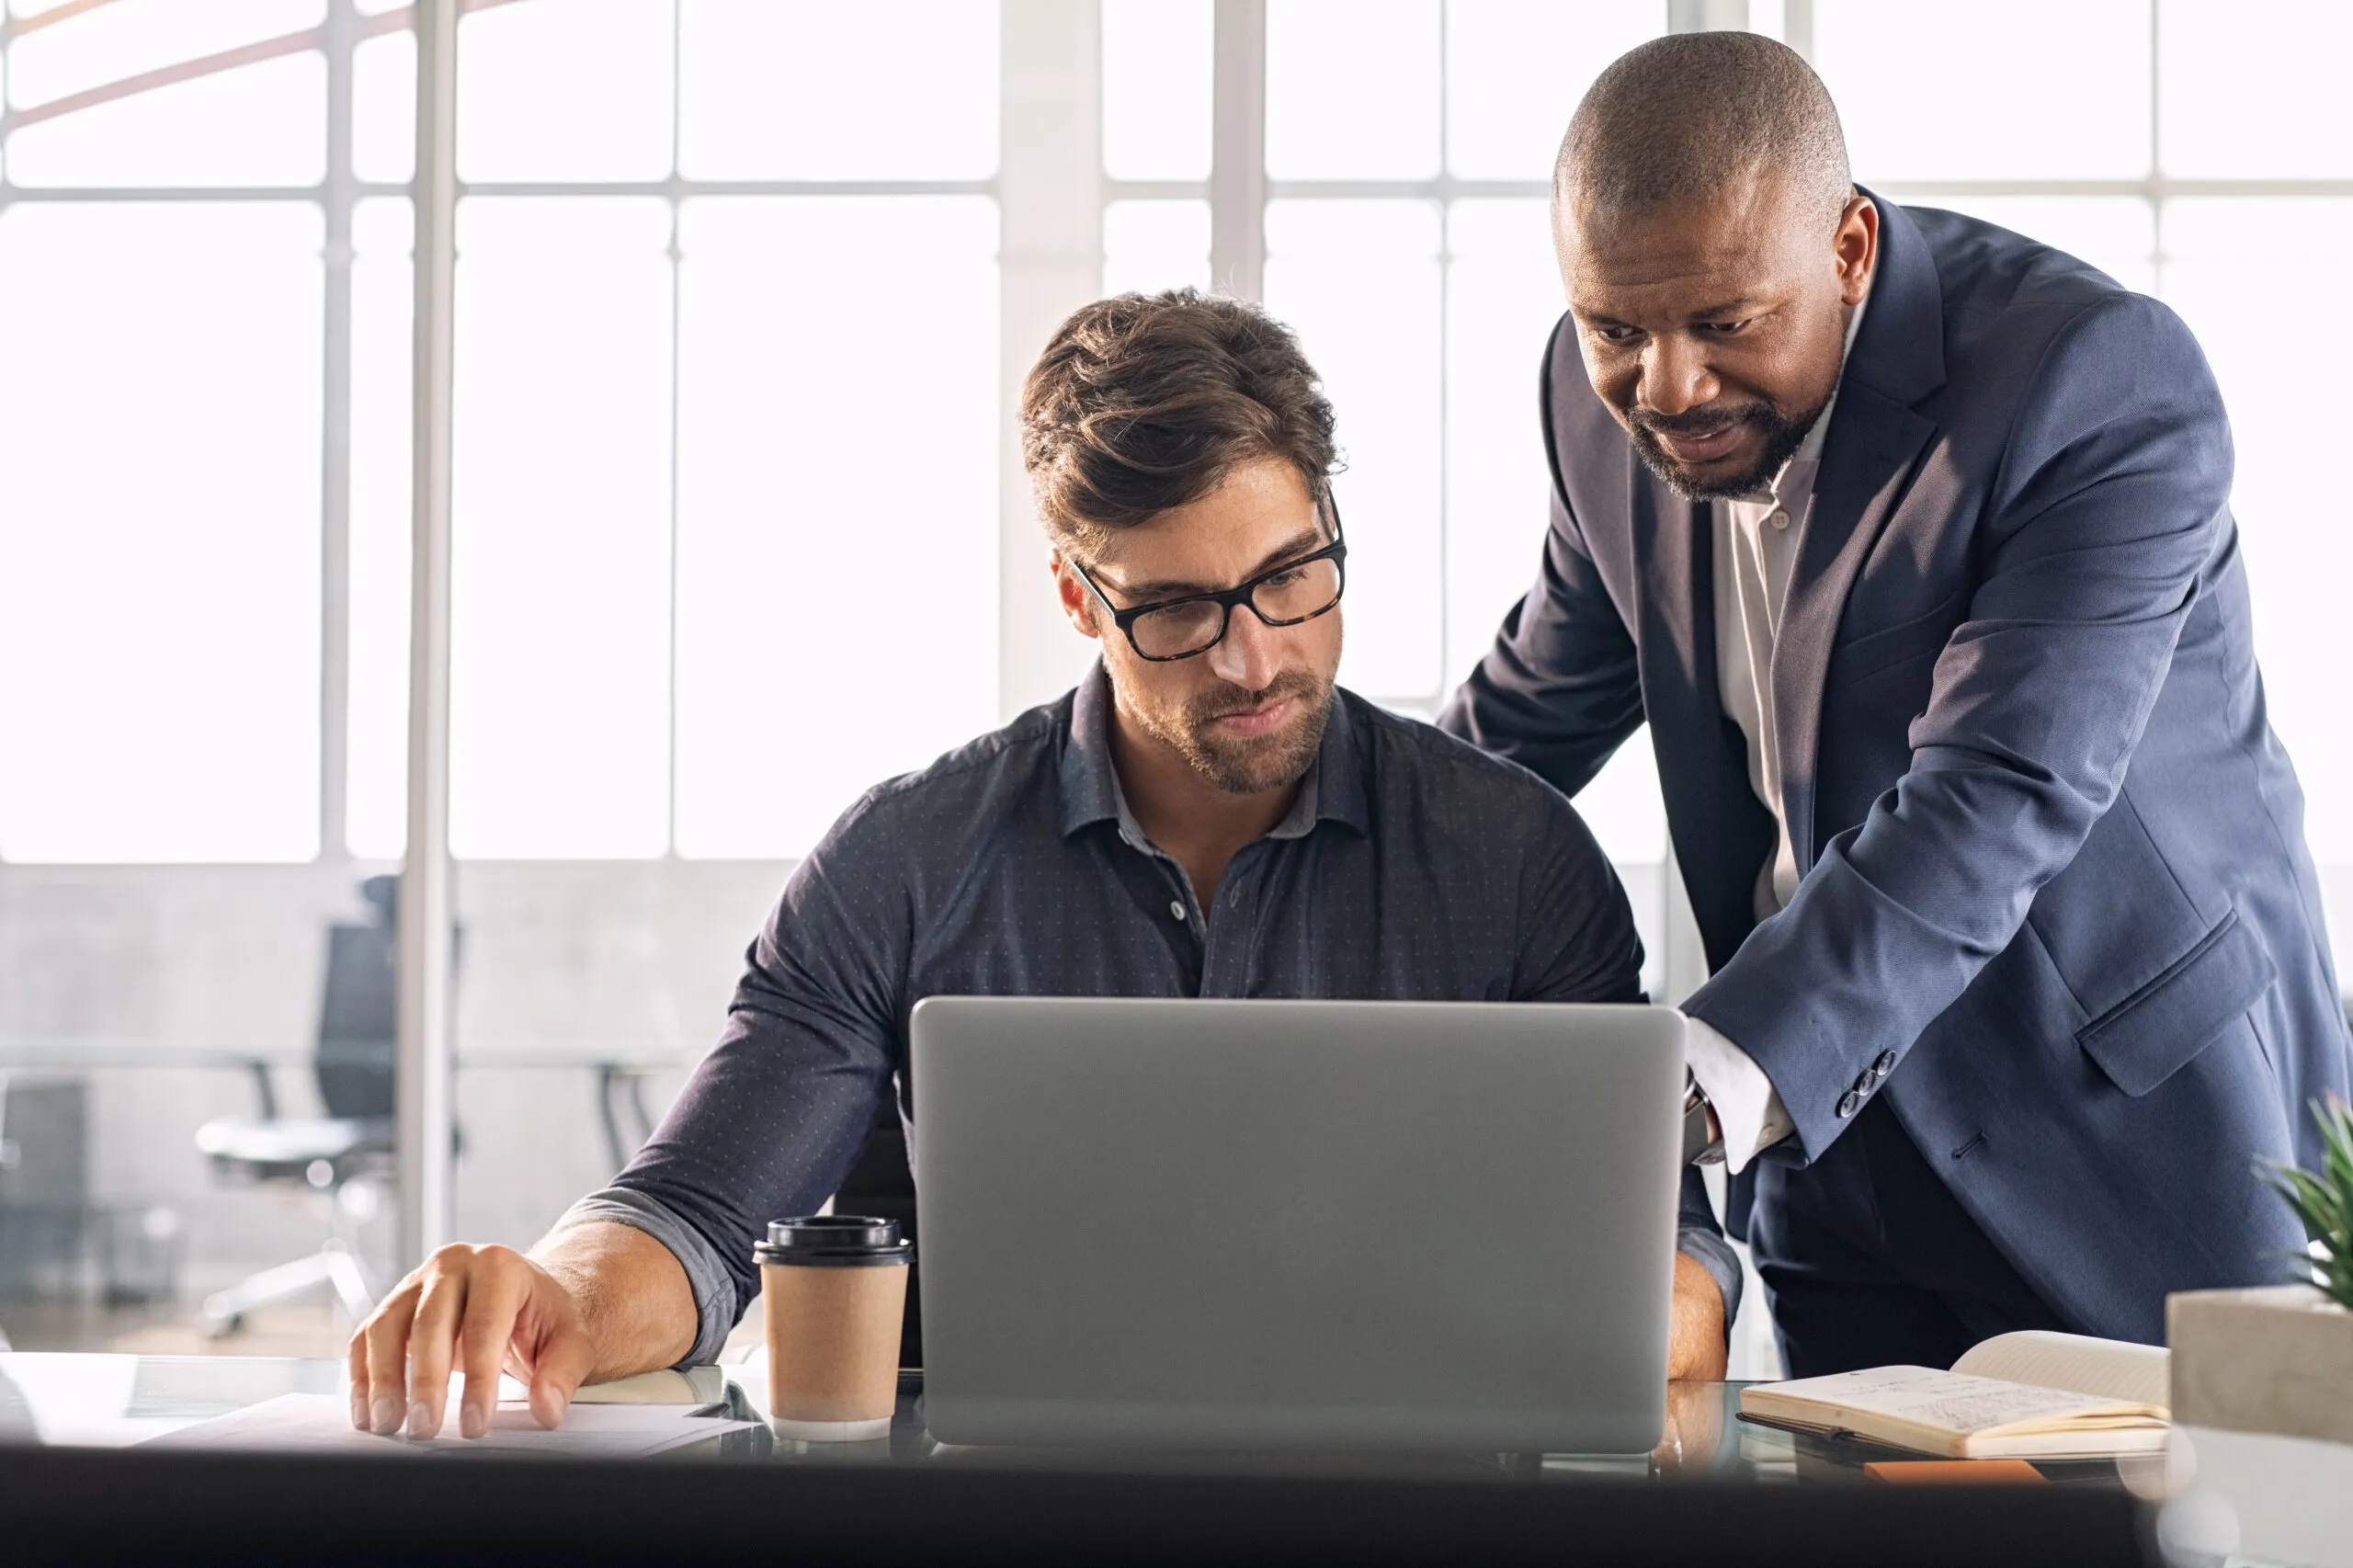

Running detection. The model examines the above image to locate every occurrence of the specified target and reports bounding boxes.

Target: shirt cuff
[551,1187,738,1368]
[1683,1016,1795,1176]
[1675,1224,1744,1341]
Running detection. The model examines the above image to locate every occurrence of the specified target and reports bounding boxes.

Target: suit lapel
[1630,447,1712,710]
[1769,193,1949,875]
[1772,392,1937,872]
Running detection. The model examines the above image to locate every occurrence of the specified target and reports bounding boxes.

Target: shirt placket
[1196,841,1268,997]
[1118,833,1209,991]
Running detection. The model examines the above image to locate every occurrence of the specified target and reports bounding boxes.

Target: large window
[2,0,1004,865]
[360,0,1007,860]
[5,0,2347,874]
[0,2,332,862]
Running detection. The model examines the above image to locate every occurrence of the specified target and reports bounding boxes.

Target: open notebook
[1739,1332,2170,1460]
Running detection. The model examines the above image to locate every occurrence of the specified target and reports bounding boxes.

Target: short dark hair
[1555,32,1850,233]
[1019,289,1337,551]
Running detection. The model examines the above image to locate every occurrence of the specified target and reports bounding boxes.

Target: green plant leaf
[2260,1099,2353,1311]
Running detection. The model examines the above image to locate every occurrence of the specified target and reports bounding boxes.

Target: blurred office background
[0,1,2346,1375]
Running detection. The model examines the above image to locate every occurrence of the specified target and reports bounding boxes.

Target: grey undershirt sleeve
[554,1187,740,1368]
[1675,1224,1745,1343]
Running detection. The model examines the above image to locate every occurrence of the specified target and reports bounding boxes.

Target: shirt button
[1872,1050,1898,1078]
[1767,507,1790,530]
[1168,900,1186,920]
[1836,1090,1863,1119]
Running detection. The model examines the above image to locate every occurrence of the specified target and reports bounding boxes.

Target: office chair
[194,876,409,1336]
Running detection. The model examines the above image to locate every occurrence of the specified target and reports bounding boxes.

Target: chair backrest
[315,920,397,1120]
[315,875,461,1121]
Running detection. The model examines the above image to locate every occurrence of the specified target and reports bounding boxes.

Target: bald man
[1442,32,2349,1374]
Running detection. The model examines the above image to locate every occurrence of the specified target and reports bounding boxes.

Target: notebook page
[1950,1332,2169,1411]
[1746,1367,2152,1437]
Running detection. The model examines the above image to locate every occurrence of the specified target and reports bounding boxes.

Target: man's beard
[1138,667,1333,795]
[1627,394,1829,500]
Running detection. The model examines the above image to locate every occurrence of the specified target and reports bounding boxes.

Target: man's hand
[347,1220,696,1438]
[350,1244,596,1438]
[1667,1251,1729,1381]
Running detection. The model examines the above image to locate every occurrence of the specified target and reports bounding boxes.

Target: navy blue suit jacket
[1440,195,2352,1345]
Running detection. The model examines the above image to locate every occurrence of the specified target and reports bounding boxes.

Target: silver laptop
[910,996,1685,1454]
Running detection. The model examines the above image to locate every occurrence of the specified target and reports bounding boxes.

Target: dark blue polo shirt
[569,664,1736,1361]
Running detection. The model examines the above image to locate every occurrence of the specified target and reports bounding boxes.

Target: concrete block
[2170,1285,2353,1445]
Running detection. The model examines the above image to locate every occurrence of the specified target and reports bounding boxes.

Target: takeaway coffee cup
[755,1215,913,1441]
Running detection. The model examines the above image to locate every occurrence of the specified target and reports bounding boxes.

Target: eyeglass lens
[1129,555,1342,659]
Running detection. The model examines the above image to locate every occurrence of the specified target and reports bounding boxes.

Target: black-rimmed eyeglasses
[1067,490,1348,662]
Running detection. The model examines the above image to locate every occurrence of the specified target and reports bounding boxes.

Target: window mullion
[319,0,358,862]
[665,0,685,859]
[397,0,461,1273]
[997,0,1106,721]
[1208,0,1266,301]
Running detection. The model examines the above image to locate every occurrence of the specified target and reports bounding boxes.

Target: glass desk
[0,1351,2150,1483]
[0,1350,2186,1567]
[7,1352,2340,1565]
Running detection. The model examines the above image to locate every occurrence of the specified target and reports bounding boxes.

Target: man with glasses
[347,290,1736,1441]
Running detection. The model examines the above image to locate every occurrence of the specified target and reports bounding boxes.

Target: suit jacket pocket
[2075,909,2277,1096]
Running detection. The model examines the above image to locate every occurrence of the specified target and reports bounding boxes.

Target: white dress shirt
[1684,285,1871,1173]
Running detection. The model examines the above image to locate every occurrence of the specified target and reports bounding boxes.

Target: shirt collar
[1057,661,1370,844]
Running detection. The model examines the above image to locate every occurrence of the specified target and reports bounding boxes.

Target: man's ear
[1835,191,1879,305]
[1051,552,1101,642]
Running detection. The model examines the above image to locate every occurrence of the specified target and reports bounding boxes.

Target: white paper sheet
[143,1393,760,1457]
[389,1368,727,1408]
[1950,1331,2171,1410]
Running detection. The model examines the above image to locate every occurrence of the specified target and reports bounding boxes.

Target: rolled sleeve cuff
[1683,1015,1796,1176]
[1675,1224,1744,1341]
[553,1187,738,1368]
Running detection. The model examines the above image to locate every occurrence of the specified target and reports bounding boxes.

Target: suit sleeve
[1684,293,2234,1161]
[1438,319,1647,797]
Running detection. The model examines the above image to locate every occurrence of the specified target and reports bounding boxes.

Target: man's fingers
[526,1329,597,1431]
[347,1326,371,1430]
[455,1267,530,1438]
[361,1284,421,1435]
[352,1244,594,1438]
[404,1261,469,1437]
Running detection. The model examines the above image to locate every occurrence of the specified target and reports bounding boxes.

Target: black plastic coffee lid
[753,1214,912,1267]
